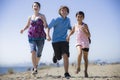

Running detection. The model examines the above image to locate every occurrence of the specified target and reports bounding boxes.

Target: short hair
[32,2,41,8]
[76,11,85,18]
[59,6,69,16]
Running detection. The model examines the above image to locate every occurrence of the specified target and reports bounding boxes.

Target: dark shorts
[82,48,89,52]
[52,41,70,60]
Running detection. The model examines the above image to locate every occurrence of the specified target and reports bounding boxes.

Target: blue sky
[0,0,120,66]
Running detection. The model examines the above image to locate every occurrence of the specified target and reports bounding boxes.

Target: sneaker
[32,68,38,75]
[64,72,71,79]
[53,56,57,63]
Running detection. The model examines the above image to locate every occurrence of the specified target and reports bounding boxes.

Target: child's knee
[84,53,88,56]
[63,53,68,59]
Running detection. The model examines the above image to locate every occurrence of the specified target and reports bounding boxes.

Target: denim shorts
[29,39,45,57]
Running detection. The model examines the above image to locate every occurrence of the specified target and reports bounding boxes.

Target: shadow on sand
[34,74,120,79]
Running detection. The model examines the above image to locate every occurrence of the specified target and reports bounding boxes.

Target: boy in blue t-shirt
[46,6,72,79]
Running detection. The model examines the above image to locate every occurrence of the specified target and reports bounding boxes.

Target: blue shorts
[29,39,45,57]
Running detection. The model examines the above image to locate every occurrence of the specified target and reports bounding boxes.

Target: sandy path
[0,64,120,80]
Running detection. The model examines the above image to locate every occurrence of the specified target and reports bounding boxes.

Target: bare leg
[63,54,69,73]
[31,51,37,69]
[83,51,88,77]
[76,46,82,74]
[36,57,40,67]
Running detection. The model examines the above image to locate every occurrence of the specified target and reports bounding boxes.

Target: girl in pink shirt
[67,11,91,77]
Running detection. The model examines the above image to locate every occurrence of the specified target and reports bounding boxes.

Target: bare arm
[46,27,51,41]
[68,26,75,37]
[66,26,75,42]
[41,14,48,28]
[40,14,51,41]
[20,17,31,34]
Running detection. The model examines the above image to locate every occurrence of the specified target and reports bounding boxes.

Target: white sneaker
[32,68,38,75]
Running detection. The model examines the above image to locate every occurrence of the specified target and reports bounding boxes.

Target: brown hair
[58,6,69,16]
[32,2,41,8]
[76,11,85,18]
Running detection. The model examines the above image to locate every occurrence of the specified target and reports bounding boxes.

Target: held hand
[46,35,51,41]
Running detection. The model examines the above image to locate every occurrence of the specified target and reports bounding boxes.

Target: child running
[20,2,48,75]
[67,11,91,77]
[46,6,72,79]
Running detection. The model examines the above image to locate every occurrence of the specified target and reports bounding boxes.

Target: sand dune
[0,64,120,80]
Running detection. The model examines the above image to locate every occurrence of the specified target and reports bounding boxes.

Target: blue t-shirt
[48,17,72,43]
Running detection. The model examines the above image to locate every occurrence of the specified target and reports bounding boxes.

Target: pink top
[75,23,89,48]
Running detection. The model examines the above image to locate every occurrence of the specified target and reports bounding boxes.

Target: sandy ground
[0,64,120,80]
